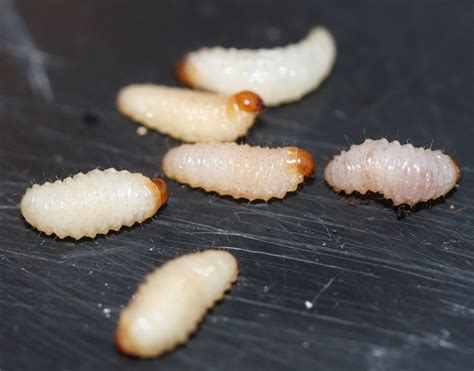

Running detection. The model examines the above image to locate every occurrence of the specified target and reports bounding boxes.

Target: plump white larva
[117,84,264,143]
[20,168,168,239]
[324,139,461,206]
[177,26,336,106]
[115,249,238,358]
[162,143,314,201]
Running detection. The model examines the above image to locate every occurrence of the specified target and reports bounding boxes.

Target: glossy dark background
[1,0,473,370]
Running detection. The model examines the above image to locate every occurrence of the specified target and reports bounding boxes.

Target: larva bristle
[152,176,169,205]
[232,91,266,113]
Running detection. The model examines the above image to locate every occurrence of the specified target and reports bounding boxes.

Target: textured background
[0,0,473,370]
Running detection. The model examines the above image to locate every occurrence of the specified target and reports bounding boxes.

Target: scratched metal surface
[0,0,473,370]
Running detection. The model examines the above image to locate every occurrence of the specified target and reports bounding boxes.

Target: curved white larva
[162,143,315,201]
[115,249,238,358]
[20,168,168,239]
[117,84,264,143]
[177,26,336,106]
[324,139,461,206]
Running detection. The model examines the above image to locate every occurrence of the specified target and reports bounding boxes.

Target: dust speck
[136,126,148,136]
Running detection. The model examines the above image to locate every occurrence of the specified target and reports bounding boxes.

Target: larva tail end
[114,324,129,355]
[175,59,195,86]
[289,148,315,176]
[114,322,142,357]
[114,320,159,358]
[233,91,265,114]
[152,177,169,205]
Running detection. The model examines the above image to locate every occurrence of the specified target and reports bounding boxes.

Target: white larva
[324,139,461,206]
[115,249,238,358]
[162,142,314,201]
[177,26,336,106]
[116,84,264,143]
[20,168,168,239]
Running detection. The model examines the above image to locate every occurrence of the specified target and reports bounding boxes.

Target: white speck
[103,308,111,318]
[441,328,450,338]
[322,242,326,246]
[88,270,93,275]
[449,204,455,210]
[148,247,154,251]
[104,282,108,287]
[332,109,347,120]
[263,285,269,293]
[136,126,148,136]
[305,301,313,309]
[97,303,102,308]
[266,27,281,42]
[302,341,309,348]
[371,347,387,358]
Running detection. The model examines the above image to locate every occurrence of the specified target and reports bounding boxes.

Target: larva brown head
[233,91,265,113]
[287,148,315,176]
[451,157,461,181]
[175,59,195,87]
[152,176,169,205]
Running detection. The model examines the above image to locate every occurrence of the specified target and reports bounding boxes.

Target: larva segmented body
[20,168,168,239]
[162,143,314,201]
[117,84,264,143]
[177,26,336,106]
[324,139,461,206]
[115,249,238,358]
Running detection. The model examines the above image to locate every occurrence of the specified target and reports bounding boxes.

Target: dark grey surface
[1,0,473,370]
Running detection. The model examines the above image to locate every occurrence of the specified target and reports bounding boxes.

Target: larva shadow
[244,115,268,138]
[336,188,457,219]
[20,204,168,244]
[178,180,313,204]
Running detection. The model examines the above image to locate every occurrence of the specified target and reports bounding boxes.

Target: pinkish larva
[324,139,461,206]
[116,84,264,143]
[115,249,238,358]
[177,26,336,106]
[20,168,168,239]
[162,143,314,201]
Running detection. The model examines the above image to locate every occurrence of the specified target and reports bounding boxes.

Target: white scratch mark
[0,205,19,209]
[0,0,54,101]
[305,274,338,309]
